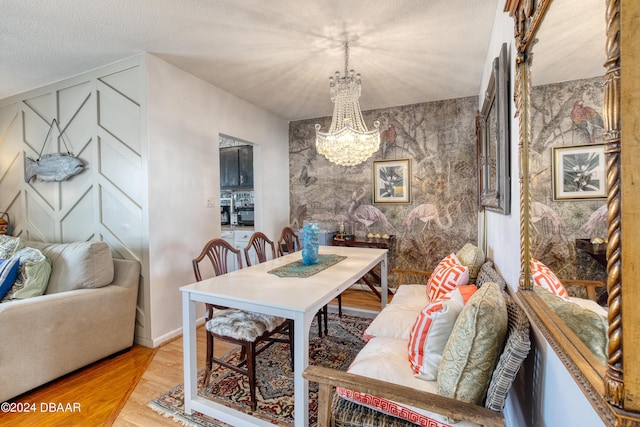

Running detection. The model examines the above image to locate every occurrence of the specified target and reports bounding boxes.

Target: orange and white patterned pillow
[531,259,569,300]
[408,288,465,380]
[427,254,469,302]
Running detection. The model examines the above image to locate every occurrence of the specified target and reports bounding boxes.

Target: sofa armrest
[560,279,604,302]
[303,365,504,427]
[392,268,432,287]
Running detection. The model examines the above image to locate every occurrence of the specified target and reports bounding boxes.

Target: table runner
[268,254,347,278]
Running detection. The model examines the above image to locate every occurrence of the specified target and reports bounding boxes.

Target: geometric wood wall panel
[0,105,22,236]
[97,81,141,155]
[1,57,149,343]
[61,187,94,242]
[24,189,56,242]
[99,184,143,261]
[99,133,143,202]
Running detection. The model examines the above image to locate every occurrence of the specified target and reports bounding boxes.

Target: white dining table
[181,245,388,427]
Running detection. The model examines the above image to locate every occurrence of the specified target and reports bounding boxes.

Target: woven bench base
[331,395,417,427]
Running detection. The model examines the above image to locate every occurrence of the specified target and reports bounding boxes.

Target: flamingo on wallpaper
[348,187,393,232]
[403,203,453,232]
[579,204,608,235]
[531,202,565,234]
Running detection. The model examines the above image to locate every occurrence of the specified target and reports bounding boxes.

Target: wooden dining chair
[277,226,342,337]
[192,237,294,410]
[243,231,277,267]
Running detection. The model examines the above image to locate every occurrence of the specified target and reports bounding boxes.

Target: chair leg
[247,341,257,411]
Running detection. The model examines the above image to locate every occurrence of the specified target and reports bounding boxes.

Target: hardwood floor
[1,287,383,427]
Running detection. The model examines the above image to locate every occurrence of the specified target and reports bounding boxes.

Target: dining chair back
[192,237,294,411]
[244,231,277,267]
[277,226,300,256]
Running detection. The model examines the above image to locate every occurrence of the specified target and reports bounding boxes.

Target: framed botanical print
[552,144,606,200]
[372,159,411,204]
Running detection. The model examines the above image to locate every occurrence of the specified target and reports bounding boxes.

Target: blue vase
[301,223,319,265]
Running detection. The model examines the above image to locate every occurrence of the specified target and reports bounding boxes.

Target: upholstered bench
[304,260,530,427]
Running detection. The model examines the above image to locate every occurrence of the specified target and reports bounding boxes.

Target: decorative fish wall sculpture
[24,153,84,183]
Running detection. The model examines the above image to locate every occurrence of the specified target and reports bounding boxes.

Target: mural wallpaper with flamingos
[289,96,479,276]
[529,76,607,302]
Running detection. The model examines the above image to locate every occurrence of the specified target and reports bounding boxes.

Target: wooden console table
[331,235,395,301]
[575,238,607,268]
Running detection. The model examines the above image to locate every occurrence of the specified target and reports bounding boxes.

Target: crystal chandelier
[315,42,380,166]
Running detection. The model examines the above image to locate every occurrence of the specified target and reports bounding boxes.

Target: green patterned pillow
[0,235,22,259]
[534,286,608,364]
[1,247,51,301]
[437,282,508,405]
[455,243,485,283]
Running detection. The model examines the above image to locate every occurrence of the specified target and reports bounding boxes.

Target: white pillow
[408,288,465,380]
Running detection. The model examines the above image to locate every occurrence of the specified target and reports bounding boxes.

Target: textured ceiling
[2,0,499,121]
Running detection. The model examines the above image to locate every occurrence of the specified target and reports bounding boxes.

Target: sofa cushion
[484,291,531,411]
[337,337,480,427]
[1,247,51,301]
[27,241,115,294]
[437,282,508,405]
[408,289,464,380]
[455,243,485,284]
[534,286,608,364]
[427,254,469,302]
[475,261,506,290]
[363,285,428,341]
[531,259,569,300]
[0,257,21,299]
[0,235,22,258]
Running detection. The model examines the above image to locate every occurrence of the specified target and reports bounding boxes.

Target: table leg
[293,311,311,427]
[381,256,388,308]
[182,293,198,414]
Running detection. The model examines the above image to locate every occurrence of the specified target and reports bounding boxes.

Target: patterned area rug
[148,312,373,427]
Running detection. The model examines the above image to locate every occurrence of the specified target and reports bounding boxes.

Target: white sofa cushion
[25,241,115,294]
[363,285,427,341]
[337,337,479,427]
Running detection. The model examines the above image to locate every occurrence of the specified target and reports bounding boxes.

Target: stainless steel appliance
[220,196,234,225]
[236,207,254,226]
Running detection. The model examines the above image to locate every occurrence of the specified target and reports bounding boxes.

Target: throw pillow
[28,241,115,294]
[437,282,508,405]
[531,258,569,300]
[1,247,52,301]
[0,257,21,300]
[427,254,469,302]
[455,243,485,283]
[0,235,22,259]
[534,286,608,364]
[408,288,465,380]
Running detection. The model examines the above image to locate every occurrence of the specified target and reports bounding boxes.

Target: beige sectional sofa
[0,240,140,403]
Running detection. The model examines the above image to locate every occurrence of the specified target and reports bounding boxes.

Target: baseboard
[150,316,206,348]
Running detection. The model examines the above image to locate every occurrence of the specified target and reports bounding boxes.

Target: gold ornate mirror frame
[506,0,640,425]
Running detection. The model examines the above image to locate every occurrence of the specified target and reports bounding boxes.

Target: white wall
[145,54,290,345]
[482,3,605,426]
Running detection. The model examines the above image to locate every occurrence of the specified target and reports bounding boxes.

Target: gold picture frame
[372,159,411,204]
